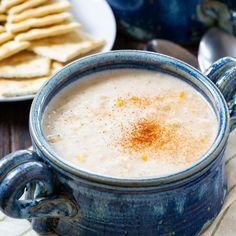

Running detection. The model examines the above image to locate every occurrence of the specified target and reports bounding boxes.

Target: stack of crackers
[0,0,105,98]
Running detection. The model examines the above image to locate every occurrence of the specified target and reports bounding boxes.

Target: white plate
[70,0,116,53]
[0,0,116,102]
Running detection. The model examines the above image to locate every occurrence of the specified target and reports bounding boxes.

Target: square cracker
[2,0,25,10]
[0,32,14,45]
[0,14,6,21]
[30,31,105,63]
[8,1,71,23]
[15,22,80,42]
[0,5,5,14]
[0,61,63,97]
[0,26,5,33]
[0,40,30,61]
[9,0,48,15]
[0,51,51,78]
[0,77,48,97]
[6,12,72,34]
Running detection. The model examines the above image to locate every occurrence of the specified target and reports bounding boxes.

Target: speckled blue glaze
[107,0,235,43]
[0,51,236,236]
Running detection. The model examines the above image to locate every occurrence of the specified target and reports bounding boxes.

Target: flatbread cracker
[9,0,48,15]
[0,5,5,14]
[0,77,48,97]
[0,51,51,78]
[15,22,80,41]
[0,14,6,21]
[6,12,72,34]
[30,31,105,62]
[0,26,5,33]
[50,61,63,74]
[0,61,63,97]
[8,1,72,23]
[2,0,25,10]
[0,40,30,61]
[0,32,14,45]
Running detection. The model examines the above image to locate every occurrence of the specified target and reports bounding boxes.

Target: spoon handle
[205,57,236,131]
[145,40,199,69]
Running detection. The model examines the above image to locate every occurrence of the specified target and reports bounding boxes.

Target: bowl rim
[30,50,229,186]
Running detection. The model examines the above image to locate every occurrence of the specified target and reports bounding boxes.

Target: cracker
[0,40,30,61]
[0,25,5,33]
[0,77,48,97]
[9,0,48,15]
[6,12,72,34]
[0,5,5,14]
[0,32,14,45]
[50,61,63,73]
[0,61,63,97]
[2,0,25,10]
[15,22,80,41]
[8,1,72,23]
[0,14,6,21]
[0,51,51,78]
[30,31,105,62]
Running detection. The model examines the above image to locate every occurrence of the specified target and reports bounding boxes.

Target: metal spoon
[198,27,236,72]
[145,39,199,69]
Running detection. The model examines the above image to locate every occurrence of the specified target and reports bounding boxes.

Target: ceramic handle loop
[0,150,77,220]
[197,1,236,34]
[205,57,236,131]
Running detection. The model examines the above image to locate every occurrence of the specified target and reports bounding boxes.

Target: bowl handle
[0,150,78,233]
[197,1,236,34]
[205,57,236,131]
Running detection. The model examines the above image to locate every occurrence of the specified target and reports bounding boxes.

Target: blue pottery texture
[32,146,227,236]
[107,0,236,43]
[0,51,235,236]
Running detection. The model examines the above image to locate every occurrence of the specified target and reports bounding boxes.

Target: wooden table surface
[0,30,197,158]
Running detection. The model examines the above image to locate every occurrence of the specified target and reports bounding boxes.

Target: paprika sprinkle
[120,118,174,153]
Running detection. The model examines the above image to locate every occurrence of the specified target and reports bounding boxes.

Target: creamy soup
[43,69,218,178]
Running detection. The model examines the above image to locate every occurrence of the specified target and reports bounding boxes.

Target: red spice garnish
[120,118,174,152]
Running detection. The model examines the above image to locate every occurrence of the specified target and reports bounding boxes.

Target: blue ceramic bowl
[0,51,235,236]
[107,0,236,43]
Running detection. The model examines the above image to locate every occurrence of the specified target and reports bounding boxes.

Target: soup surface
[43,69,218,178]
